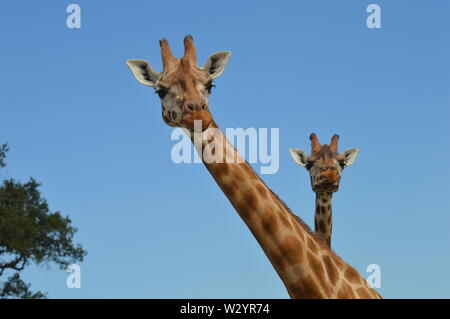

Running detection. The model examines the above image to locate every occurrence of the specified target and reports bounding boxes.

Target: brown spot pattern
[307,252,332,297]
[255,183,266,197]
[344,266,361,284]
[322,255,338,286]
[233,187,259,221]
[318,220,326,233]
[306,236,318,254]
[221,180,237,200]
[214,163,228,176]
[332,255,344,269]
[267,247,288,272]
[289,275,324,299]
[280,213,291,228]
[280,235,304,265]
[337,282,356,299]
[356,287,373,299]
[260,206,278,235]
[232,166,246,182]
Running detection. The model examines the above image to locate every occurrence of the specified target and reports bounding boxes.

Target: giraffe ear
[202,52,232,79]
[289,148,308,167]
[126,59,160,87]
[341,148,360,167]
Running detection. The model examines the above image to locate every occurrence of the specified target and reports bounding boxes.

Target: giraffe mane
[244,160,338,251]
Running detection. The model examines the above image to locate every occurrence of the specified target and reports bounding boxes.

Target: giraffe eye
[339,161,346,169]
[305,162,314,170]
[206,82,215,94]
[155,86,168,99]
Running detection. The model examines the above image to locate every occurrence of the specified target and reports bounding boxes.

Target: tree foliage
[0,144,7,168]
[0,144,86,298]
[0,273,46,299]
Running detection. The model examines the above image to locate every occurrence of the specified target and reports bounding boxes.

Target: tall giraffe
[289,134,359,248]
[126,35,381,299]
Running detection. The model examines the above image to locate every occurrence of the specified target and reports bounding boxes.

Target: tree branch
[0,257,26,277]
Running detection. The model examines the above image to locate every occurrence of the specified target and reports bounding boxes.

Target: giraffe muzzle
[320,169,340,184]
[314,169,340,193]
[182,110,213,132]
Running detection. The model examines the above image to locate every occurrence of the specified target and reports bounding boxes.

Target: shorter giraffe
[289,134,359,248]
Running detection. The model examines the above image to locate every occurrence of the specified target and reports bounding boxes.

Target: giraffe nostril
[185,101,207,112]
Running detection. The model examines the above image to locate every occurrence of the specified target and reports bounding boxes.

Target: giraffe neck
[314,193,333,248]
[187,121,381,299]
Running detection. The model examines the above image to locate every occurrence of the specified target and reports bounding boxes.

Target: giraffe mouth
[314,183,339,193]
[182,110,213,132]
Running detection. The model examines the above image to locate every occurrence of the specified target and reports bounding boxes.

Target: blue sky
[0,1,449,298]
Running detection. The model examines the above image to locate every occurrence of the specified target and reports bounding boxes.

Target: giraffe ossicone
[289,133,359,247]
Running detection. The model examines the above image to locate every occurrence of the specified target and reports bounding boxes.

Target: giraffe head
[289,134,359,195]
[126,35,231,131]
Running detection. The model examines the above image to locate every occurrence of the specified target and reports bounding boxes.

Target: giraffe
[126,35,381,299]
[289,134,359,248]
